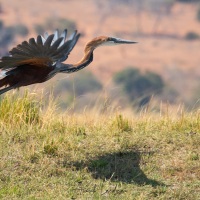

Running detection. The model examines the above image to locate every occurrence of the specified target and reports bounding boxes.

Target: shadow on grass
[70,150,165,187]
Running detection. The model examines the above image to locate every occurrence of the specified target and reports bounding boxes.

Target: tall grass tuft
[0,91,40,125]
[112,114,132,132]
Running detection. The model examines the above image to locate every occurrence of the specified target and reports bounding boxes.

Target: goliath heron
[0,29,137,95]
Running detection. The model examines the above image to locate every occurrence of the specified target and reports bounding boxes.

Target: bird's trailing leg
[0,86,16,95]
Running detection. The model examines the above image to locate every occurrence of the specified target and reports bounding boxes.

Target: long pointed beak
[110,37,138,44]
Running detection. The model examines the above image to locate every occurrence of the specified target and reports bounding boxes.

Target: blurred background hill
[0,0,200,111]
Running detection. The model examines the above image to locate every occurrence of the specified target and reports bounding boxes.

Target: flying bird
[0,29,137,95]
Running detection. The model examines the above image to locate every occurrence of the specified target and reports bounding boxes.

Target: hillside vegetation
[0,92,199,199]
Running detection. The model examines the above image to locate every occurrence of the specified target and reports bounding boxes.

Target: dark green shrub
[45,18,76,32]
[0,20,3,30]
[114,68,140,84]
[197,7,200,22]
[114,68,165,106]
[34,17,76,35]
[0,26,14,47]
[56,71,102,96]
[14,24,29,36]
[177,0,200,2]
[185,32,199,40]
[34,24,45,35]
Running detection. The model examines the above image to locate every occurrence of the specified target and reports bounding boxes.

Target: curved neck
[74,44,95,67]
[59,45,94,73]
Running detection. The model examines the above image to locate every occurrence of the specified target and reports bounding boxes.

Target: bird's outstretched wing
[0,29,80,70]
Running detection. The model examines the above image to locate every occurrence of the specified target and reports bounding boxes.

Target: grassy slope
[0,92,199,200]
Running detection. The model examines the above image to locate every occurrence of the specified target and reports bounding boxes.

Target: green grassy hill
[0,92,199,199]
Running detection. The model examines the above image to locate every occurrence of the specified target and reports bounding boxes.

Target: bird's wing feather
[0,29,80,70]
[53,31,80,62]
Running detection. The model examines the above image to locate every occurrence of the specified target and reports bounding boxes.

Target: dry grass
[0,91,199,199]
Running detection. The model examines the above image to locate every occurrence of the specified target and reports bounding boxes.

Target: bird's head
[85,36,137,52]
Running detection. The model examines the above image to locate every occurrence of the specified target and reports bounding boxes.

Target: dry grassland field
[0,92,199,199]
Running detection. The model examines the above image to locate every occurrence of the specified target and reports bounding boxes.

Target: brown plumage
[0,29,137,95]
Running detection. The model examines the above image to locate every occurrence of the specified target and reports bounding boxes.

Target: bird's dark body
[0,29,136,95]
[0,65,54,88]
